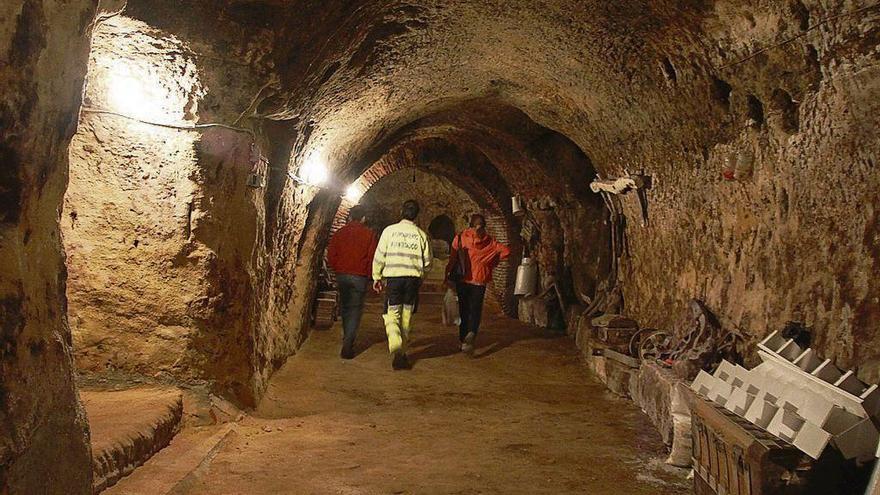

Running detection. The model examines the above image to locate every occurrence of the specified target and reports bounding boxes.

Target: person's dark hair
[349,205,367,222]
[401,200,420,221]
[470,213,486,228]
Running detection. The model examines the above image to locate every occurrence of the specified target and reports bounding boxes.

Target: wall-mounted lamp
[344,183,364,203]
[107,61,169,122]
[300,152,329,186]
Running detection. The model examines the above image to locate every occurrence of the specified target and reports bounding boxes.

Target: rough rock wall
[64,17,204,379]
[188,128,267,403]
[62,11,291,406]
[250,121,323,392]
[617,2,880,379]
[0,1,97,493]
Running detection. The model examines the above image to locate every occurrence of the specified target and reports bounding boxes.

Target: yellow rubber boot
[400,304,415,351]
[383,304,404,354]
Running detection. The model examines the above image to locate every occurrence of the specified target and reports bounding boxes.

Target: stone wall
[64,16,206,381]
[616,3,880,378]
[0,1,97,493]
[62,10,311,407]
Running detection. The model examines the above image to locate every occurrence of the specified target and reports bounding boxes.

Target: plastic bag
[442,288,460,326]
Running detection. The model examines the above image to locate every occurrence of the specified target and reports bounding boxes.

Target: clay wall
[0,1,98,492]
[62,11,308,406]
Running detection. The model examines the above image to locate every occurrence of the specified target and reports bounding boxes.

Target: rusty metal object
[592,314,639,353]
[666,299,742,380]
[638,329,672,361]
[631,300,741,379]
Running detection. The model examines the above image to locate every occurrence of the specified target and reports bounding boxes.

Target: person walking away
[327,205,378,359]
[445,214,511,355]
[372,200,432,370]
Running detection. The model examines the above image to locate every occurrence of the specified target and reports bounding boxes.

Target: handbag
[447,233,466,283]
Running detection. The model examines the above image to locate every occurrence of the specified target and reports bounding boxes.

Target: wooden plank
[603,349,640,368]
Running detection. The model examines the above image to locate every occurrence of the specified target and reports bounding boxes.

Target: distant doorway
[428,214,456,245]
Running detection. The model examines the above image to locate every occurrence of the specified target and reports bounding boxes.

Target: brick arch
[331,138,512,236]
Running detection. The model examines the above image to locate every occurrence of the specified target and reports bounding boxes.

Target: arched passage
[321,99,613,321]
[428,214,456,246]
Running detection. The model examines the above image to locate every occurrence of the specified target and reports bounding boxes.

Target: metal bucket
[512,196,524,216]
[514,257,538,296]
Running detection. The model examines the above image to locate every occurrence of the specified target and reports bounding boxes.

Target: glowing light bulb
[106,61,166,122]
[301,153,329,186]
[344,183,363,203]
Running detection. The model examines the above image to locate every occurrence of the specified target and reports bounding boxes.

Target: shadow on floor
[407,324,566,365]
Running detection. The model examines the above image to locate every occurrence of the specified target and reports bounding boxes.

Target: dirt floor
[179,293,690,494]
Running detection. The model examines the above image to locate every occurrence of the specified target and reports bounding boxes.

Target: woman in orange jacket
[445,214,511,354]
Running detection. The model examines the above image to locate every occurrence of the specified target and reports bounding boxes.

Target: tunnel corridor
[2,0,880,494]
[106,289,688,494]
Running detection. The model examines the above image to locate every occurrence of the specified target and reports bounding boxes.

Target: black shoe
[340,344,355,360]
[391,351,410,370]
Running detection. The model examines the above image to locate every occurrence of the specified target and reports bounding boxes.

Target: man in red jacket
[445,214,511,355]
[327,205,378,359]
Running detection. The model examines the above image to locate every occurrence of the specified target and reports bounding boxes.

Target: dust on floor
[179,294,690,494]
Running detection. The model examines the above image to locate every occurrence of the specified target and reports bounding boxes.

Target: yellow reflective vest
[372,220,432,280]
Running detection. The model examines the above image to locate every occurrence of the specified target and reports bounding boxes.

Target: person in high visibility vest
[372,199,432,370]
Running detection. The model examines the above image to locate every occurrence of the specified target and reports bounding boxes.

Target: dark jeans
[337,274,369,348]
[457,282,487,341]
[383,276,421,312]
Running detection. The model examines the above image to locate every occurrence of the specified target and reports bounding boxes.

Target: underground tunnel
[1,0,879,494]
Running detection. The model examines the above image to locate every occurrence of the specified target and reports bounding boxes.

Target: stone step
[420,291,446,304]
[102,423,237,495]
[362,291,447,308]
[421,280,447,290]
[82,386,184,493]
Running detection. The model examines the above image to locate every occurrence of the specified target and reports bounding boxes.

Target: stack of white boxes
[691,330,880,462]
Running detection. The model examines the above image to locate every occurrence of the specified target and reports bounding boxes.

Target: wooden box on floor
[691,393,807,495]
[313,291,339,328]
[590,314,638,353]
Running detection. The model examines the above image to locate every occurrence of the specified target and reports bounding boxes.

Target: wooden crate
[691,394,807,495]
[312,291,338,328]
[591,314,639,353]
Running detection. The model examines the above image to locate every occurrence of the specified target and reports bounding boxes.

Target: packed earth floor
[150,291,691,495]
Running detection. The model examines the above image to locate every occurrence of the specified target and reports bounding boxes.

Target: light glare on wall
[344,183,363,203]
[300,153,329,186]
[107,61,168,122]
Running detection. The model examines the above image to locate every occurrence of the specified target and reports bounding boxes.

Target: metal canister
[514,257,538,296]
